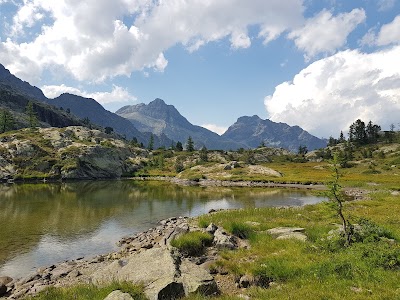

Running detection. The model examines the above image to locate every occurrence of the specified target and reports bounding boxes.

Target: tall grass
[27,282,146,300]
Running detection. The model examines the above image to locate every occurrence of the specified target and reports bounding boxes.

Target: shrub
[170,231,213,256]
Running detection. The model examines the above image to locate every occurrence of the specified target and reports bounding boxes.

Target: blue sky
[0,0,399,138]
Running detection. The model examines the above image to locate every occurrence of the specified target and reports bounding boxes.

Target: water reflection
[0,180,325,278]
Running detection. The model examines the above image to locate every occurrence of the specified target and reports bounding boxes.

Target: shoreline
[0,179,371,299]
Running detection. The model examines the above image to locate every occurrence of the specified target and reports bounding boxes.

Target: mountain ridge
[116,99,246,150]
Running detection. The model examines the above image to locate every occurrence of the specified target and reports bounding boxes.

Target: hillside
[0,84,84,129]
[0,126,148,181]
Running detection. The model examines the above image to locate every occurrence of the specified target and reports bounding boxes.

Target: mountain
[0,64,47,102]
[0,64,169,148]
[222,115,327,152]
[116,98,245,150]
[0,83,84,129]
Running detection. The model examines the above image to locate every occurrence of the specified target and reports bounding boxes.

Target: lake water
[0,180,326,278]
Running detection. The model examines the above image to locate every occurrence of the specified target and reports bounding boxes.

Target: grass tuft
[26,281,146,300]
[170,231,214,256]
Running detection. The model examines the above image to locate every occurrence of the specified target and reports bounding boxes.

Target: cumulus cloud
[288,8,366,59]
[376,15,400,46]
[264,45,400,138]
[1,0,305,83]
[42,84,137,105]
[201,124,228,135]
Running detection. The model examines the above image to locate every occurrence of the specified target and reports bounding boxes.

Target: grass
[187,189,400,299]
[170,231,214,256]
[26,281,146,300]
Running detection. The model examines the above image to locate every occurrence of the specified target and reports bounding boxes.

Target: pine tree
[26,101,38,129]
[200,146,208,162]
[176,141,183,151]
[338,131,346,143]
[148,134,154,150]
[186,136,194,152]
[0,109,15,133]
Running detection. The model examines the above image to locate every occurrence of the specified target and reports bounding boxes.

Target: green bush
[170,231,213,256]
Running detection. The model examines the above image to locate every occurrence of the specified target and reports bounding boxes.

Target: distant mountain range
[116,99,245,150]
[0,63,326,151]
[222,115,327,152]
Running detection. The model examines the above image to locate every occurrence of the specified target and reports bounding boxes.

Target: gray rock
[276,232,307,242]
[104,290,134,300]
[213,228,237,250]
[239,274,254,288]
[180,259,218,296]
[266,227,307,241]
[206,223,218,234]
[266,227,305,236]
[91,248,180,300]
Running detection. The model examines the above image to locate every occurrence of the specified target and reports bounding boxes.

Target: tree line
[328,119,397,146]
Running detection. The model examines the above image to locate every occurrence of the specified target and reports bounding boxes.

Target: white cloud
[42,84,137,105]
[288,8,366,59]
[201,124,228,135]
[230,30,251,49]
[264,45,400,138]
[376,15,400,46]
[378,0,395,11]
[0,0,305,83]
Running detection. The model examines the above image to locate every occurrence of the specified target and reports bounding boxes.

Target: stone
[91,248,180,300]
[213,228,237,250]
[51,266,72,280]
[266,227,305,237]
[276,232,307,242]
[238,274,254,288]
[206,223,218,234]
[224,165,232,170]
[104,290,134,300]
[180,259,218,296]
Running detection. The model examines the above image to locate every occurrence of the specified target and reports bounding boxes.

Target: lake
[0,180,326,278]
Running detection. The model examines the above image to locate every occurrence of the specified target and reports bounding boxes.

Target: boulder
[104,290,134,300]
[206,223,218,234]
[91,247,182,300]
[180,259,218,296]
[266,227,307,241]
[213,228,237,250]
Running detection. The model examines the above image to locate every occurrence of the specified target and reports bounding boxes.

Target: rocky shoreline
[0,216,249,300]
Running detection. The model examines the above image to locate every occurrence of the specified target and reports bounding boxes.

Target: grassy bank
[189,191,400,299]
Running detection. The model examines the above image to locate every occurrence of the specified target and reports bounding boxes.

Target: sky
[0,0,399,139]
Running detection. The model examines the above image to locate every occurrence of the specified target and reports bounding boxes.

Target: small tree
[328,154,352,247]
[298,145,308,155]
[186,136,194,152]
[176,141,183,151]
[338,131,346,143]
[148,134,154,150]
[105,126,114,134]
[175,156,184,173]
[200,146,208,162]
[26,101,38,129]
[0,109,15,133]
